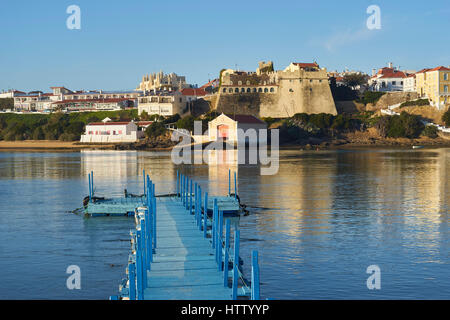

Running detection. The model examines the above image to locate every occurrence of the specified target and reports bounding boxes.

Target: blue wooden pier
[104,171,261,300]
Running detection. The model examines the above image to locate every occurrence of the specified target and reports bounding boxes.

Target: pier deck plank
[143,197,232,300]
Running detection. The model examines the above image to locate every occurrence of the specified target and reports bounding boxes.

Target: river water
[0,148,448,299]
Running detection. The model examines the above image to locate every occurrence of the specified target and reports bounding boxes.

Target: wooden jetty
[107,171,261,300]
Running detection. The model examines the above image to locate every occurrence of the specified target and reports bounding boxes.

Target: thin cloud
[311,27,377,52]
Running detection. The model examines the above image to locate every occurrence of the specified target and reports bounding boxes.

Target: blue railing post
[194,183,198,220]
[228,169,231,196]
[251,250,260,300]
[223,220,230,287]
[128,263,136,300]
[140,220,149,283]
[176,171,179,197]
[143,169,146,197]
[234,172,237,200]
[218,210,223,271]
[91,171,94,197]
[181,175,184,205]
[146,209,153,263]
[212,199,217,248]
[189,179,193,213]
[136,230,144,300]
[232,229,240,300]
[197,186,202,229]
[152,185,156,248]
[88,173,92,202]
[203,192,208,238]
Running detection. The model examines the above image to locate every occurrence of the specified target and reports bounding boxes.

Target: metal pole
[223,220,230,287]
[152,185,156,248]
[136,230,143,300]
[203,192,208,238]
[232,229,240,300]
[91,171,94,197]
[143,169,146,197]
[176,170,179,197]
[212,198,217,249]
[218,210,223,271]
[251,250,260,300]
[234,172,237,200]
[128,263,136,300]
[228,169,231,196]
[198,186,202,229]
[189,179,193,214]
[88,173,92,202]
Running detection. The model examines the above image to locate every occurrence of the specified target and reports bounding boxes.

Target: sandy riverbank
[0,140,116,150]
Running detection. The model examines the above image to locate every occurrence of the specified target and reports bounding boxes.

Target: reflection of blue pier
[105,171,261,300]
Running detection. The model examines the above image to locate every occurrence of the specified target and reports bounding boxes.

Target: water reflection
[0,148,449,299]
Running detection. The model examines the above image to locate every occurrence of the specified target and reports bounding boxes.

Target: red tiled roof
[428,66,450,72]
[181,88,207,96]
[87,122,132,126]
[224,114,266,124]
[374,68,406,79]
[137,121,153,126]
[416,68,431,74]
[293,62,319,68]
[52,98,130,104]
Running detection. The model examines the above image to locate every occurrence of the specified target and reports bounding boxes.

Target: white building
[80,120,144,143]
[369,67,407,92]
[403,74,416,92]
[208,113,268,145]
[138,91,189,116]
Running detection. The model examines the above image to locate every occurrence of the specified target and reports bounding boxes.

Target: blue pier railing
[117,170,261,300]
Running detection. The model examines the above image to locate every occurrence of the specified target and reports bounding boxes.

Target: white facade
[403,75,416,92]
[80,122,144,143]
[138,92,188,116]
[208,113,268,145]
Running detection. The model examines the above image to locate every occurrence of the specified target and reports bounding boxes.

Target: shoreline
[1,137,450,152]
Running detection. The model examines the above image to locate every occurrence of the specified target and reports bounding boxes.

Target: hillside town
[1,61,450,146]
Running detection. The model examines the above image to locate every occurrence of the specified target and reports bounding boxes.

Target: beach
[0,140,116,150]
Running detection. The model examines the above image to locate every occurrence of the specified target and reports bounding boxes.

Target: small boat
[412,145,424,149]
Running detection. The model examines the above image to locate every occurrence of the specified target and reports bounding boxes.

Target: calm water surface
[0,149,448,299]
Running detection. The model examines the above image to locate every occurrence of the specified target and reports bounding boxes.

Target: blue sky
[1,0,449,92]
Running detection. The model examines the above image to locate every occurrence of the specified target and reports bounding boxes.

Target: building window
[229,88,233,93]
[246,81,250,85]
[264,88,268,93]
[223,88,227,93]
[444,85,449,92]
[270,87,274,92]
[235,88,239,93]
[253,88,257,93]
[310,80,313,83]
[445,74,449,81]
[258,88,262,93]
[241,88,245,93]
[392,81,396,85]
[289,88,294,92]
[238,81,242,85]
[246,88,251,93]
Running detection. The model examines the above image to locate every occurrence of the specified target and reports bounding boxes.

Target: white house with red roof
[80,119,144,143]
[369,66,407,92]
[207,113,268,145]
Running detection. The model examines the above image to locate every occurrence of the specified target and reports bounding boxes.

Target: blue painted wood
[152,193,156,249]
[197,186,202,229]
[228,169,231,196]
[203,192,208,238]
[212,198,217,249]
[234,172,237,200]
[218,210,223,271]
[143,169,146,196]
[251,250,260,300]
[189,179,193,214]
[136,230,144,300]
[128,263,136,300]
[223,220,230,287]
[176,171,179,197]
[232,229,240,300]
[91,171,94,197]
[88,173,92,202]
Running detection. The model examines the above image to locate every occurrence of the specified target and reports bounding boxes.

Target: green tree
[443,108,450,127]
[145,122,167,138]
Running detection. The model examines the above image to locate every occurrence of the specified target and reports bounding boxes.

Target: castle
[136,71,190,92]
[215,61,337,118]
